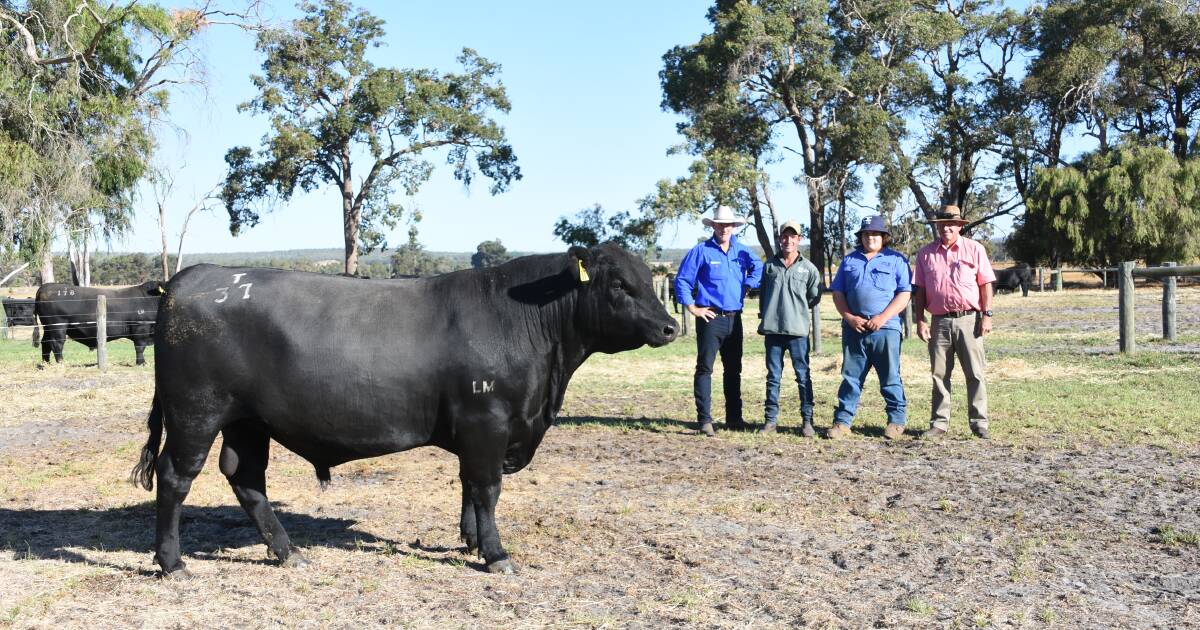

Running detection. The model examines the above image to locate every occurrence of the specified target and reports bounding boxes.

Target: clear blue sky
[120,1,769,256]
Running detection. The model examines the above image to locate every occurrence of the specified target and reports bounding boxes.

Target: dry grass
[1,285,1198,627]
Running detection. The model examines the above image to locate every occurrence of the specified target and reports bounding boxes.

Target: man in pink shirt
[912,205,996,439]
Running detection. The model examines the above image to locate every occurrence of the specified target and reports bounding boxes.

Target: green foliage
[0,1,210,271]
[1011,143,1200,266]
[222,0,520,276]
[470,239,511,269]
[389,228,463,277]
[553,204,661,259]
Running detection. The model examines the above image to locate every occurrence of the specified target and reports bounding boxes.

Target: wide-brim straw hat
[702,205,748,227]
[926,204,969,225]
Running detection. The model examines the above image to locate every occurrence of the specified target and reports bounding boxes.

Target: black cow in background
[994,263,1033,297]
[131,244,678,578]
[2,297,40,347]
[35,281,165,365]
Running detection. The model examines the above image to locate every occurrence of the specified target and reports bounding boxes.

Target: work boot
[800,420,816,438]
[699,422,715,437]
[923,426,947,440]
[758,421,778,435]
[827,423,851,440]
[883,423,905,440]
[970,424,990,439]
[726,420,749,432]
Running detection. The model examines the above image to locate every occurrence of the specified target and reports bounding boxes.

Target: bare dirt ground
[1,286,1198,628]
[2,392,1198,628]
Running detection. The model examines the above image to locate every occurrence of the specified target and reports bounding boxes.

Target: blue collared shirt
[675,236,763,312]
[830,247,912,331]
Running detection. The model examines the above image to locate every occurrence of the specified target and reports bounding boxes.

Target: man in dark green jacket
[757,221,822,436]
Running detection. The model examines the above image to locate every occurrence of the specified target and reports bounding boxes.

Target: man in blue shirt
[828,215,912,440]
[675,206,764,437]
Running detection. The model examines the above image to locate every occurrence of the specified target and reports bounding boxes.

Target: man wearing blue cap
[675,206,764,437]
[827,215,912,440]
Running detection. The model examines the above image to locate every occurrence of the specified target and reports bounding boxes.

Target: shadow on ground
[0,504,479,573]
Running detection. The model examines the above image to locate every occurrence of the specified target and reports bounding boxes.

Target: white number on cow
[240,283,253,299]
[472,380,495,394]
[215,287,229,303]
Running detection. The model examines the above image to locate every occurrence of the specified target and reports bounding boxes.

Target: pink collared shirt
[913,236,996,315]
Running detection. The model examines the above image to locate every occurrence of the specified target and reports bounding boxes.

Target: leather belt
[935,310,977,318]
[701,308,741,317]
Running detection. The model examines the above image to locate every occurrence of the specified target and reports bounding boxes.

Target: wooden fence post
[1038,267,1045,292]
[902,301,912,339]
[810,302,822,354]
[1102,269,1109,289]
[96,294,107,372]
[1163,262,1177,342]
[1053,268,1063,292]
[1118,261,1135,354]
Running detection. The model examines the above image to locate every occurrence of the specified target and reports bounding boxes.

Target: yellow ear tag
[577,260,590,283]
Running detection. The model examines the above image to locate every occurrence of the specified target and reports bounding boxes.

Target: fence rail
[1117,262,1198,353]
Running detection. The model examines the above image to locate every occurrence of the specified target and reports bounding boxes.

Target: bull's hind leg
[219,421,308,568]
[459,479,478,554]
[154,432,214,578]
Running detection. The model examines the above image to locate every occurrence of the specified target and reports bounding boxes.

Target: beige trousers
[928,314,988,430]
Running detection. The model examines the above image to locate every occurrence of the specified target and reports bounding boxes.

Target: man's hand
[865,315,888,332]
[842,313,868,333]
[689,305,717,322]
[977,315,993,337]
[916,320,931,342]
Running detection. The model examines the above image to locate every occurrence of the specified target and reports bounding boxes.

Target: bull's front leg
[457,455,515,574]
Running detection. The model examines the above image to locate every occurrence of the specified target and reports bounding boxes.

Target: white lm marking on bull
[472,380,495,394]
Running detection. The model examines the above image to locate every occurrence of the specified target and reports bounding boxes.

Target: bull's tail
[129,396,164,491]
[31,314,40,348]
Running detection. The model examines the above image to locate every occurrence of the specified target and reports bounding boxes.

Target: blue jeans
[833,324,906,426]
[763,334,813,423]
[694,314,743,424]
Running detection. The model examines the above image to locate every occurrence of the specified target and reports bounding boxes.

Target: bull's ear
[144,281,165,295]
[568,246,591,284]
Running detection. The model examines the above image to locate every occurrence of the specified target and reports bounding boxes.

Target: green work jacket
[757,253,822,337]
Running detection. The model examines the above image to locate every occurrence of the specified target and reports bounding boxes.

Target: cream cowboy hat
[702,205,748,228]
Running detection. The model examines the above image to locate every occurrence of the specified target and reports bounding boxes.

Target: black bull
[2,298,39,347]
[35,282,165,365]
[994,264,1033,297]
[130,244,679,577]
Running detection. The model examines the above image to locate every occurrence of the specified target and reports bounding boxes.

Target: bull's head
[569,244,678,353]
[141,281,167,296]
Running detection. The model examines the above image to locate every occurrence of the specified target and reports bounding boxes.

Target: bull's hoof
[487,558,518,574]
[281,552,311,569]
[160,566,193,580]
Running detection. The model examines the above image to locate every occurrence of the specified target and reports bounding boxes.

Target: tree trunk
[808,186,826,286]
[39,247,55,284]
[343,182,360,277]
[747,185,775,256]
[82,236,91,286]
[159,199,171,281]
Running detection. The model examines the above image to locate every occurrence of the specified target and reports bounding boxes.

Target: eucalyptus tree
[222,0,520,276]
[1014,0,1200,265]
[0,0,252,281]
[661,0,910,280]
